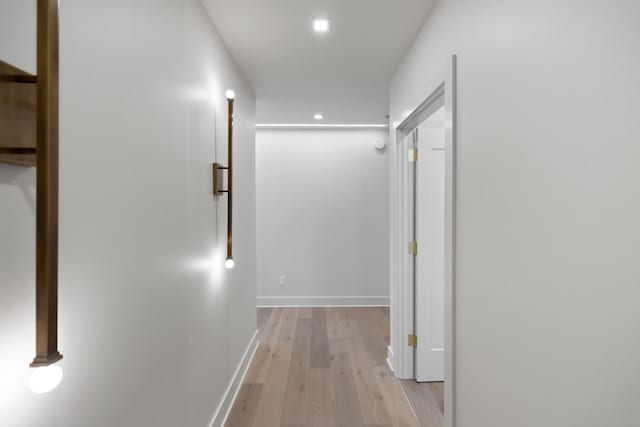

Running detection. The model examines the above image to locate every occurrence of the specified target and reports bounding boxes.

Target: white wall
[0,1,256,426]
[389,1,640,426]
[256,129,389,306]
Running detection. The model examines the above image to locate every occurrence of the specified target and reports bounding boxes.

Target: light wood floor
[225,307,443,427]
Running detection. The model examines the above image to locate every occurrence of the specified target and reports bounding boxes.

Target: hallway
[3,1,640,426]
[226,307,443,427]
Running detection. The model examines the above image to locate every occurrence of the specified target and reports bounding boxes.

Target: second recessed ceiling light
[313,19,330,33]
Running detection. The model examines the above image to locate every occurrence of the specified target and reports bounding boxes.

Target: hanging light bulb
[29,365,63,394]
[225,257,235,269]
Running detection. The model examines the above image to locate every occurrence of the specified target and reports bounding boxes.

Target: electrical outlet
[279,275,286,286]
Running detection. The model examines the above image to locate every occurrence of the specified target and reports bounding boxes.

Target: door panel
[415,126,445,382]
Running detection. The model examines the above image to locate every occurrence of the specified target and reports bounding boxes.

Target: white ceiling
[202,0,438,124]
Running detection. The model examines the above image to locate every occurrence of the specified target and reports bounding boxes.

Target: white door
[414,123,445,382]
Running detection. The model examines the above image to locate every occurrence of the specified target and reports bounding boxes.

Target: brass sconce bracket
[212,162,228,195]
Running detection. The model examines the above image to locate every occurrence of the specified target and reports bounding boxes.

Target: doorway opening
[393,55,456,427]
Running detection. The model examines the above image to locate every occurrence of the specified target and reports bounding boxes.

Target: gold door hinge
[408,148,418,162]
[408,334,418,348]
[408,241,418,255]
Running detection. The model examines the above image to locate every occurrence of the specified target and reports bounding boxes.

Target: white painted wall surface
[256,130,389,306]
[0,1,256,426]
[389,1,640,426]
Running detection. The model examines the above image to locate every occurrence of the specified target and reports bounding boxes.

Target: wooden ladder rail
[29,0,62,367]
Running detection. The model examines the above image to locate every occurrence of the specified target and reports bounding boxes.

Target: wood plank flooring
[226,307,444,427]
[400,381,444,426]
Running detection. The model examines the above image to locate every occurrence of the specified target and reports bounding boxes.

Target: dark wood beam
[0,74,37,83]
[0,147,37,154]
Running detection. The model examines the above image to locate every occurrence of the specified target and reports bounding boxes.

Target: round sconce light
[29,365,63,394]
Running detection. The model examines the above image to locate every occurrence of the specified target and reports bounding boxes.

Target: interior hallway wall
[256,129,389,306]
[389,1,640,426]
[0,0,256,426]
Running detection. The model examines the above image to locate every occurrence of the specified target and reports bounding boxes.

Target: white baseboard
[209,329,259,427]
[257,295,390,307]
[387,346,395,373]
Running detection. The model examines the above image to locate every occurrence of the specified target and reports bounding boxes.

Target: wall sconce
[213,90,235,269]
[0,0,63,394]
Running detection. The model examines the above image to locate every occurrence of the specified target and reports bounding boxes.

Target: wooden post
[31,0,62,367]
[226,98,234,261]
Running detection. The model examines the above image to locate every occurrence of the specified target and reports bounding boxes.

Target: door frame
[392,55,456,427]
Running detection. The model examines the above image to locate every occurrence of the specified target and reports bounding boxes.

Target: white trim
[256,123,388,130]
[209,330,259,427]
[398,120,415,380]
[256,295,390,307]
[387,346,395,373]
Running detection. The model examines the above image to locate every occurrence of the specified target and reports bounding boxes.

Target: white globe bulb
[29,365,63,394]
[225,258,235,269]
[225,90,235,100]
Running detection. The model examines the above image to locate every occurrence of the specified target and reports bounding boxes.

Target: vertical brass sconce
[0,0,63,394]
[213,90,235,269]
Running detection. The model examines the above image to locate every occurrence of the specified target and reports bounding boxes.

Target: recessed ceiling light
[313,19,330,33]
[314,113,323,120]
